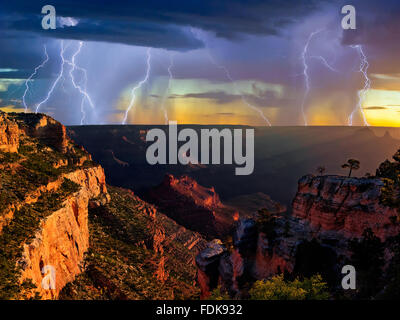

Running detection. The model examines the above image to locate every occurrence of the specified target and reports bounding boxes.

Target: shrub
[249,274,330,300]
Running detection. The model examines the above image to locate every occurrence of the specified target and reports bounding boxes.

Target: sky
[0,0,400,126]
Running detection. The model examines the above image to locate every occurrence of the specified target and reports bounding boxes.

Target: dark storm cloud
[339,0,400,72]
[0,36,64,78]
[1,0,329,50]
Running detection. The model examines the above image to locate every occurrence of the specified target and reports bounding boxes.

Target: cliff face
[19,190,90,299]
[14,113,68,153]
[0,166,108,234]
[18,166,108,299]
[195,217,296,299]
[0,112,109,299]
[292,175,399,241]
[0,112,19,153]
[146,174,237,238]
[1,112,210,300]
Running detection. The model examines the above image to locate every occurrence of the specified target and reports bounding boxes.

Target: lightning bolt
[191,28,271,126]
[161,53,175,124]
[300,30,324,126]
[35,40,66,113]
[22,45,49,112]
[209,52,272,126]
[309,55,339,73]
[122,48,152,125]
[24,39,94,124]
[348,45,370,126]
[66,41,95,125]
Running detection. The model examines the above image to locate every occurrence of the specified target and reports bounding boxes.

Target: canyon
[0,111,206,299]
[146,174,237,238]
[196,170,400,298]
[1,110,400,300]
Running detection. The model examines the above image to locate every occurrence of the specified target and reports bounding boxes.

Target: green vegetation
[21,152,60,180]
[208,275,330,300]
[248,274,330,300]
[0,178,80,299]
[0,151,21,164]
[209,286,231,300]
[376,148,400,211]
[60,178,81,193]
[380,178,399,210]
[341,159,360,177]
[0,133,97,217]
[17,144,35,155]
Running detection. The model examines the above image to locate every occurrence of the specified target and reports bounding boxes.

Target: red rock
[292,174,400,241]
[147,174,236,238]
[0,112,19,153]
[19,113,69,153]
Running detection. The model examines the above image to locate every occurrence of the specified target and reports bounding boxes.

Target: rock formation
[0,112,109,299]
[146,174,237,238]
[0,111,19,153]
[1,111,209,300]
[195,239,228,298]
[196,173,400,299]
[58,186,207,300]
[17,165,109,299]
[292,174,400,241]
[14,113,68,153]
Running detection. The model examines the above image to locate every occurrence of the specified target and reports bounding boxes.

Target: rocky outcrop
[57,186,208,300]
[64,166,108,202]
[159,174,222,208]
[16,113,68,153]
[0,166,109,234]
[0,112,105,234]
[1,112,91,158]
[146,174,237,238]
[17,166,109,299]
[0,111,110,299]
[0,112,19,153]
[195,239,228,299]
[292,175,400,241]
[196,174,400,298]
[196,216,302,298]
